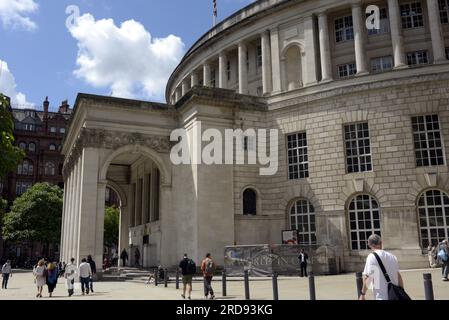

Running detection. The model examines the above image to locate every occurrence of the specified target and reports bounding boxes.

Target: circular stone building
[61,0,449,273]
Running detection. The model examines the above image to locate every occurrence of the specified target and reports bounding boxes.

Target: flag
[213,0,217,17]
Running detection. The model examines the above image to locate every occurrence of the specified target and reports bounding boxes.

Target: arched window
[17,160,34,176]
[290,199,316,245]
[28,142,36,152]
[243,189,257,215]
[49,144,56,151]
[44,162,56,176]
[348,194,381,250]
[19,142,27,150]
[418,189,449,248]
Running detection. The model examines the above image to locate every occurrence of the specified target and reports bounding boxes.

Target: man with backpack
[201,253,216,299]
[438,239,449,281]
[179,254,196,299]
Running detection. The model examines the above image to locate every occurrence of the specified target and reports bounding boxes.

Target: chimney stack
[59,100,69,114]
[43,96,49,131]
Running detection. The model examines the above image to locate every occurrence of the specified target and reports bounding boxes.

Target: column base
[393,64,409,70]
[434,59,449,65]
[320,78,333,83]
[355,71,370,76]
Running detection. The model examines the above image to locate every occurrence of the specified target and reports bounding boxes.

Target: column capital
[317,11,328,18]
[350,0,362,8]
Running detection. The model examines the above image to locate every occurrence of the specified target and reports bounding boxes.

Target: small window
[17,160,34,176]
[19,142,27,150]
[16,181,32,196]
[49,144,57,151]
[243,189,257,215]
[445,47,449,60]
[50,127,57,133]
[335,15,354,43]
[367,7,390,35]
[290,199,316,245]
[439,0,449,24]
[338,63,357,78]
[227,60,231,81]
[406,50,428,66]
[371,56,393,73]
[60,128,66,134]
[287,132,309,180]
[28,142,36,152]
[400,2,424,29]
[256,45,262,69]
[348,194,381,250]
[210,70,216,88]
[44,162,56,176]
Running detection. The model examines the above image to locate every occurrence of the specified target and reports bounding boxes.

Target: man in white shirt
[359,234,404,300]
[78,258,92,295]
[64,258,78,297]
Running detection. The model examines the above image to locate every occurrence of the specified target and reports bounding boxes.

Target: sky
[0,0,254,111]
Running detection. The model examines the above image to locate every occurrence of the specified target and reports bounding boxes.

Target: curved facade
[61,0,449,272]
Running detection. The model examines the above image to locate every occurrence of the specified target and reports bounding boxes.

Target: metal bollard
[176,269,180,290]
[164,269,168,287]
[423,273,434,300]
[222,269,227,297]
[355,272,363,298]
[308,272,316,300]
[154,268,158,286]
[272,272,279,300]
[244,270,250,300]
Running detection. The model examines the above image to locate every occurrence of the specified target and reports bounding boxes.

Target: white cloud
[69,14,185,101]
[0,59,34,108]
[0,0,39,31]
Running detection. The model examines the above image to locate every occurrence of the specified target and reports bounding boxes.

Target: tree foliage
[2,183,63,245]
[0,93,24,178]
[104,206,120,249]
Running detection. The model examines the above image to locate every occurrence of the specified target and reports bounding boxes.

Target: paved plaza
[0,268,447,300]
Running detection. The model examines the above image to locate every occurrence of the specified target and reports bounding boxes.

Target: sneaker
[443,278,448,281]
[188,296,191,300]
[210,295,215,300]
[181,294,185,299]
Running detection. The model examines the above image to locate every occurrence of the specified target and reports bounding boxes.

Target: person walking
[79,258,92,295]
[87,255,97,293]
[120,249,128,267]
[298,249,309,277]
[201,253,216,299]
[428,244,438,268]
[64,258,77,297]
[437,239,449,281]
[33,259,46,298]
[179,254,196,300]
[135,248,141,267]
[112,250,118,267]
[1,260,12,289]
[46,262,59,297]
[359,234,405,300]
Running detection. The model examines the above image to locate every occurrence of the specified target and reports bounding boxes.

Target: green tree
[104,206,120,249]
[2,183,63,256]
[0,93,24,178]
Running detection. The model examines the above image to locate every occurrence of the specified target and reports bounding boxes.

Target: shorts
[182,275,193,285]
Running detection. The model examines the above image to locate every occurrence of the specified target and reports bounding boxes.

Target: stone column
[67,167,76,261]
[181,80,189,96]
[427,0,447,63]
[388,0,407,68]
[261,30,272,94]
[175,87,181,102]
[94,181,106,274]
[219,51,227,89]
[118,203,129,267]
[191,72,199,88]
[74,158,82,261]
[238,41,248,94]
[270,27,282,93]
[304,15,318,85]
[352,2,369,75]
[318,12,333,81]
[62,173,72,263]
[203,63,211,87]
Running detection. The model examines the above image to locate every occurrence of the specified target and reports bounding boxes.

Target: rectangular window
[227,60,231,81]
[210,70,216,88]
[412,115,445,167]
[16,181,32,196]
[338,63,357,78]
[446,47,449,60]
[60,128,66,134]
[287,132,309,180]
[439,0,449,24]
[344,122,372,173]
[50,127,57,133]
[371,56,393,73]
[406,50,428,66]
[400,2,424,29]
[335,15,354,43]
[146,174,151,223]
[367,7,390,35]
[256,45,262,69]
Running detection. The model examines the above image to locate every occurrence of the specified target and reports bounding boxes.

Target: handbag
[372,252,411,301]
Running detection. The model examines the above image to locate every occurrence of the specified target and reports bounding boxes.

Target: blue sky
[0,0,253,111]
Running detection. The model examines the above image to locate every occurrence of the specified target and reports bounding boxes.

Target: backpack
[186,259,196,275]
[205,259,215,274]
[438,249,449,262]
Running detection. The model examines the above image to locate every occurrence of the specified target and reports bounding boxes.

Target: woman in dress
[33,259,46,298]
[46,262,58,297]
